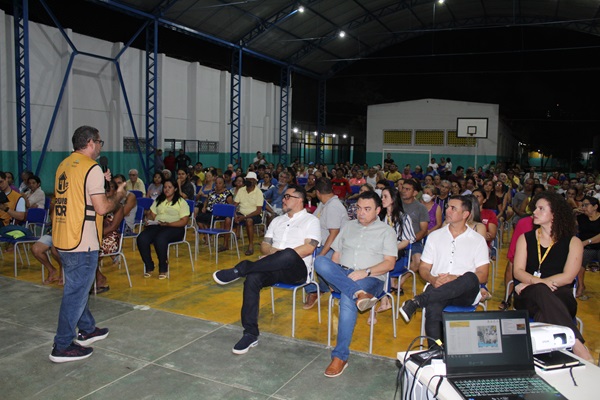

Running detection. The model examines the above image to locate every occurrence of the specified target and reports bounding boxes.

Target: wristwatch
[588,239,592,244]
[366,268,371,277]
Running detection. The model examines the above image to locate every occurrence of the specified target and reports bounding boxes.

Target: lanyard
[536,228,554,273]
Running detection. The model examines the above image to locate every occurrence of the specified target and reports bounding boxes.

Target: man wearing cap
[234,172,264,255]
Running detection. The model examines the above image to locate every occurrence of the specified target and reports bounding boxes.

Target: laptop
[442,310,567,400]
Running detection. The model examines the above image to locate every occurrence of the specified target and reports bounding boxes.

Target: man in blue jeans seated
[213,185,321,355]
[400,195,490,347]
[315,191,397,377]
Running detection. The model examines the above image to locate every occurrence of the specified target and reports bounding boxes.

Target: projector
[530,322,576,354]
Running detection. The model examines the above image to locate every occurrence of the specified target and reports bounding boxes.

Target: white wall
[367,98,500,158]
[0,9,284,170]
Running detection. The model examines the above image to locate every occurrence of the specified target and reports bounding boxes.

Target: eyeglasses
[283,194,301,200]
[94,139,104,147]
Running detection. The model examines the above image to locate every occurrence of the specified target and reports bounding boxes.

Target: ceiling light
[293,127,299,133]
[297,6,304,13]
[338,31,345,38]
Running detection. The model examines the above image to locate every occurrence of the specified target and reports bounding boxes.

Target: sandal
[498,300,510,311]
[158,273,168,280]
[578,294,590,301]
[367,315,378,325]
[245,248,254,256]
[144,271,153,278]
[218,246,229,252]
[90,286,110,295]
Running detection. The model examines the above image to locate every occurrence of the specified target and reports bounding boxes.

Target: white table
[397,351,599,400]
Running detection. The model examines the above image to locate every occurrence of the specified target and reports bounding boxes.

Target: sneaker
[232,333,258,355]
[213,268,240,285]
[400,299,418,323]
[49,342,93,363]
[74,327,109,346]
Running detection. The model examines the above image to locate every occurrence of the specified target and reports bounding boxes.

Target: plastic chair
[327,272,396,354]
[419,282,487,348]
[254,201,267,237]
[129,190,143,198]
[196,203,240,264]
[128,205,146,251]
[270,249,319,337]
[391,244,416,318]
[296,177,308,186]
[165,199,195,277]
[98,219,132,287]
[1,208,47,278]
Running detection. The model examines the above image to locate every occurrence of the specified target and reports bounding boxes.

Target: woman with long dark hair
[513,192,592,361]
[137,179,190,279]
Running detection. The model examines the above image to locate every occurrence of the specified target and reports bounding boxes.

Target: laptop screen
[443,310,534,376]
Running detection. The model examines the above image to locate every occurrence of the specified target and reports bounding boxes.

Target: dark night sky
[2,0,599,160]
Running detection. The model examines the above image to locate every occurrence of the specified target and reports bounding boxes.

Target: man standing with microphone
[50,125,127,363]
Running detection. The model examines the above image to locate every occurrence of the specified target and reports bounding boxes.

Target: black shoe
[213,268,240,285]
[49,342,93,363]
[400,299,418,323]
[75,327,109,346]
[232,333,258,355]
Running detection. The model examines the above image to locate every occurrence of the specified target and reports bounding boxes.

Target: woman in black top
[513,192,592,361]
[576,195,600,298]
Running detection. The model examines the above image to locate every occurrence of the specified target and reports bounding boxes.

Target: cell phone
[0,191,9,204]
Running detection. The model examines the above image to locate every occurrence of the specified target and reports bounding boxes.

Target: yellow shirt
[234,187,264,216]
[194,171,205,185]
[385,171,402,182]
[151,197,190,223]
[126,179,146,195]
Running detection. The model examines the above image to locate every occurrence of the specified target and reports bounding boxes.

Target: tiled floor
[1,228,598,399]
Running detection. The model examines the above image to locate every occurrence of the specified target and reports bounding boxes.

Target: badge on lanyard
[533,270,542,278]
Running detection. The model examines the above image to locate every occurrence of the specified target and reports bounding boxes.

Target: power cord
[395,336,443,400]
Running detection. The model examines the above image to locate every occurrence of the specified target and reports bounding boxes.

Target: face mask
[422,194,433,203]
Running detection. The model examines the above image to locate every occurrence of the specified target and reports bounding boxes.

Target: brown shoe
[356,291,378,312]
[303,293,319,310]
[324,357,348,378]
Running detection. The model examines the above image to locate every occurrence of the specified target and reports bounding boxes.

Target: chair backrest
[134,204,145,223]
[130,190,143,198]
[185,199,195,228]
[137,197,154,211]
[25,208,47,235]
[350,185,361,194]
[392,243,412,274]
[303,249,318,283]
[44,197,51,210]
[212,203,236,218]
[297,177,308,186]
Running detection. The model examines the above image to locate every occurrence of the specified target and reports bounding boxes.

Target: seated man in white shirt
[400,195,490,347]
[213,186,321,355]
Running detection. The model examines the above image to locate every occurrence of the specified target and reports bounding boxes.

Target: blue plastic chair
[270,249,319,337]
[99,219,132,287]
[418,282,487,348]
[130,190,143,198]
[296,177,308,186]
[2,208,48,278]
[327,272,396,354]
[391,244,416,318]
[196,203,239,264]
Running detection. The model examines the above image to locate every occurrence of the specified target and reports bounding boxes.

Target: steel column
[145,20,159,181]
[316,79,326,165]
[230,47,242,168]
[13,0,32,177]
[278,66,291,166]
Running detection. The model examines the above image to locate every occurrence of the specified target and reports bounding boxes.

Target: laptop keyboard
[453,376,558,396]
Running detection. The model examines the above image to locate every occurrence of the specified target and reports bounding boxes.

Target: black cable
[569,366,578,386]
[433,375,444,398]
[400,335,443,400]
[410,350,445,399]
[426,374,443,400]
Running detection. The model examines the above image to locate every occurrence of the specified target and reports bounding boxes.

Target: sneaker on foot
[232,333,258,355]
[303,293,319,310]
[400,299,418,323]
[74,327,109,346]
[213,268,240,285]
[49,342,93,363]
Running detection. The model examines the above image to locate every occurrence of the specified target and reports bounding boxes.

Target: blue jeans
[314,256,383,361]
[305,247,333,294]
[54,250,98,350]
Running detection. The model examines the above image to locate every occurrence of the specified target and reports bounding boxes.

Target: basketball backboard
[456,118,488,138]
